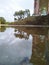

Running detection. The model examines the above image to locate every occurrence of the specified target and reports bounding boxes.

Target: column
[48,0,49,14]
[34,0,39,15]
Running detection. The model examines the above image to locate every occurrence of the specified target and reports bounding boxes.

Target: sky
[0,0,34,22]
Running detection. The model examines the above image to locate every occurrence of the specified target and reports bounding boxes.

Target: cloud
[0,0,34,22]
[0,9,5,13]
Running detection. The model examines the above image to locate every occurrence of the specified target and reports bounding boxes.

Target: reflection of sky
[0,28,32,63]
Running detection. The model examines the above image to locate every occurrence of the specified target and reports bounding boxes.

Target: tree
[14,9,30,21]
[19,10,24,19]
[14,10,24,20]
[25,9,30,17]
[0,17,6,24]
[14,11,19,20]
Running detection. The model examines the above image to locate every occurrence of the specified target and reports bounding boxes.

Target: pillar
[34,0,39,15]
[48,0,49,14]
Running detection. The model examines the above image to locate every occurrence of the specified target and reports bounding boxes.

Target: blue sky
[0,0,34,22]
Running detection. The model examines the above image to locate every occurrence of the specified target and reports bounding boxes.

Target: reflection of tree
[14,29,29,40]
[0,26,6,32]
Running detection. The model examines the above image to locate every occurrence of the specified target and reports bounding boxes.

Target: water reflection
[0,26,6,32]
[45,34,49,65]
[14,27,49,65]
[14,29,29,39]
[0,27,32,65]
[0,27,49,65]
[30,35,46,65]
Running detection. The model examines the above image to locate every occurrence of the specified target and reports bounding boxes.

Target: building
[34,0,49,15]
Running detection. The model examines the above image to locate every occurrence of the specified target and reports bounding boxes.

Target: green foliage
[0,17,6,24]
[25,9,30,17]
[14,9,30,21]
[14,10,24,20]
[11,14,49,25]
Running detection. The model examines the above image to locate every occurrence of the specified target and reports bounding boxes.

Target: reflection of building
[30,34,46,65]
[45,34,49,65]
[34,0,49,15]
[0,21,1,28]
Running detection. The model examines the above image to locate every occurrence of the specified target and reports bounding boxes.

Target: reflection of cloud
[0,9,5,13]
[0,0,34,21]
[0,28,32,63]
